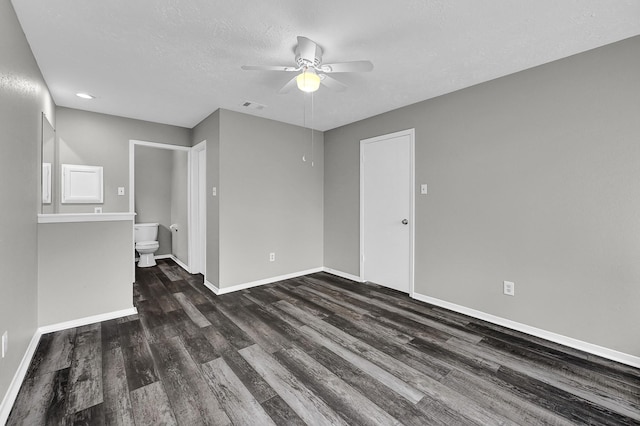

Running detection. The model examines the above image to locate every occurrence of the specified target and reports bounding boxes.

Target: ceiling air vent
[241,101,266,111]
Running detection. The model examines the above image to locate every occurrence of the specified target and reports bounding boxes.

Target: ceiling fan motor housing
[295,44,323,68]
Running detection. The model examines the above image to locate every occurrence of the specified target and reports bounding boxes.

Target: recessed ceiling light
[76,93,95,99]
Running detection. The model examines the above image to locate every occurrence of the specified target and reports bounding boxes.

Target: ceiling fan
[241,36,373,94]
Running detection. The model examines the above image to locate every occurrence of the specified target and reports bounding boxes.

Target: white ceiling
[11,0,640,131]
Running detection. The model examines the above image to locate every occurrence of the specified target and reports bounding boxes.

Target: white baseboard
[0,306,138,424]
[135,255,191,274]
[0,331,41,425]
[412,292,640,369]
[203,267,324,295]
[38,307,138,335]
[322,267,364,282]
[135,254,170,262]
[204,279,220,295]
[170,255,191,274]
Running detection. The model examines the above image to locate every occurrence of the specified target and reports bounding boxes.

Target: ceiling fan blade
[296,36,321,63]
[319,74,347,92]
[241,65,298,72]
[320,60,373,73]
[278,75,299,94]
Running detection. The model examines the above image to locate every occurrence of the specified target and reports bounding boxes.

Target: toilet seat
[136,241,159,250]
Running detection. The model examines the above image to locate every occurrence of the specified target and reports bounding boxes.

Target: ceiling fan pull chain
[302,92,307,163]
[311,90,314,167]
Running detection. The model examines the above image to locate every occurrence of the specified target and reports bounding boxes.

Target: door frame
[359,128,415,296]
[129,139,193,273]
[189,140,206,275]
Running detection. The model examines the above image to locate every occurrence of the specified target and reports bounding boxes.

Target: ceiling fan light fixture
[296,69,320,93]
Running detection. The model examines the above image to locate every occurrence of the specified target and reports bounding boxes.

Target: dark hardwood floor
[7,259,640,425]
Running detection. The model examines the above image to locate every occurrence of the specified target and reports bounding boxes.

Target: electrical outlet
[503,281,515,296]
[420,184,428,195]
[94,207,102,213]
[117,187,125,196]
[2,331,8,358]
[212,187,217,196]
[269,252,275,262]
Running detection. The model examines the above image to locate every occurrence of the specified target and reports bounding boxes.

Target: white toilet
[134,223,160,267]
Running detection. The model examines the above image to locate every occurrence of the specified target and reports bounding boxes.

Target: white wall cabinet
[61,164,103,204]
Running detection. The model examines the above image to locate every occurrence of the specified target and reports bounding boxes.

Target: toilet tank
[134,223,158,242]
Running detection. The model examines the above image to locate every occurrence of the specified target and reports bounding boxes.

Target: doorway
[360,129,415,294]
[129,140,206,274]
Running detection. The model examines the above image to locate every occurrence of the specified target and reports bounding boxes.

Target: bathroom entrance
[129,140,206,274]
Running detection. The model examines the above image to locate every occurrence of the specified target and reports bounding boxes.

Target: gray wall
[135,146,173,255]
[218,109,324,287]
[324,36,640,356]
[0,0,55,410]
[171,150,189,264]
[192,109,324,288]
[192,110,220,284]
[38,221,134,326]
[56,107,191,213]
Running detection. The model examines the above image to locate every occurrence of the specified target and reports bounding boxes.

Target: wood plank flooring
[7,259,640,425]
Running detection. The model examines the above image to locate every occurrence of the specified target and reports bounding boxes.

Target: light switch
[212,187,217,196]
[420,184,428,195]
[117,187,125,196]
[2,331,7,358]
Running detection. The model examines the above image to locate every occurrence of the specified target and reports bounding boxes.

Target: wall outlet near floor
[503,281,515,296]
[94,207,102,213]
[1,331,8,358]
[117,187,125,196]
[269,252,276,262]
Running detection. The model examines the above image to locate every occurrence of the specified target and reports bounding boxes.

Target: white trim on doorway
[129,140,196,274]
[189,140,207,276]
[359,128,415,296]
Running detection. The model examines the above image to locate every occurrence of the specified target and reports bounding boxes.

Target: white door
[361,129,414,293]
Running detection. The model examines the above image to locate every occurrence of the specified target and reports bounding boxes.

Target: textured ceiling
[11,0,640,131]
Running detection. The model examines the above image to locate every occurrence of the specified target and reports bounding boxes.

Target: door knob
[402,219,408,225]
